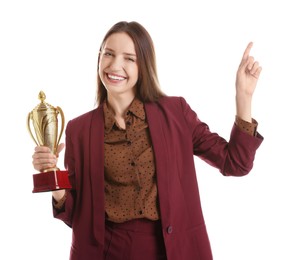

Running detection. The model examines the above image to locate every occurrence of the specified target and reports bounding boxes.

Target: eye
[126,57,136,62]
[103,51,113,57]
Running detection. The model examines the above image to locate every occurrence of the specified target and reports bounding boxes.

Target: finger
[251,66,262,79]
[32,157,57,171]
[34,146,51,153]
[242,42,253,61]
[32,151,56,160]
[249,61,259,74]
[57,143,65,155]
[33,158,57,166]
[246,56,255,71]
[33,162,57,172]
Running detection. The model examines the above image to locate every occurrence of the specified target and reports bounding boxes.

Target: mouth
[106,73,126,81]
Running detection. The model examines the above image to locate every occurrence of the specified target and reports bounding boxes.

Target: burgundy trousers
[104,218,167,260]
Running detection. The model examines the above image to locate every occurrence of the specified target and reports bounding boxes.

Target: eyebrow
[104,47,136,57]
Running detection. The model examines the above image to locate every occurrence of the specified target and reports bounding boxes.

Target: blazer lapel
[89,106,105,246]
[145,102,170,225]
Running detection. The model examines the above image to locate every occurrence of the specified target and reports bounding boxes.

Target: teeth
[108,74,125,81]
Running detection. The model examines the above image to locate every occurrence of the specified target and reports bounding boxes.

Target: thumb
[56,143,65,157]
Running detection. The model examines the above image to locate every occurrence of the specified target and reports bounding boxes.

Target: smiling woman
[31,21,263,260]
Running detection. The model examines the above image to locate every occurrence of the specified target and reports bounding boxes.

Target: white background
[0,0,283,259]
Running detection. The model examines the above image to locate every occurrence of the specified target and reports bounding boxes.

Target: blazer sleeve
[180,97,264,176]
[52,120,76,227]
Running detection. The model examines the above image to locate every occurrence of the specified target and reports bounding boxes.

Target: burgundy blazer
[54,96,263,260]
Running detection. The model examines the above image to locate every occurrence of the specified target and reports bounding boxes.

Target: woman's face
[98,32,138,100]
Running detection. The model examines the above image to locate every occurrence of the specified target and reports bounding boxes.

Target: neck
[107,93,135,117]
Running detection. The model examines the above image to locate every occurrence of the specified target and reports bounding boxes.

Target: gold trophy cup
[27,91,71,192]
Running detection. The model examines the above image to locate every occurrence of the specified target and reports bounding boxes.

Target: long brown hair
[96,21,165,105]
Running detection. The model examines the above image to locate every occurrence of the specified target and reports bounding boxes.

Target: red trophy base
[32,170,71,193]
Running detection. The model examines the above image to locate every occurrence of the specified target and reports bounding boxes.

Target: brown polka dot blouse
[103,98,160,223]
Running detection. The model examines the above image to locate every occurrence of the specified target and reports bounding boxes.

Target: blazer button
[167,226,173,234]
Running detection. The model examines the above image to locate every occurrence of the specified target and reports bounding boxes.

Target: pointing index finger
[242,42,253,60]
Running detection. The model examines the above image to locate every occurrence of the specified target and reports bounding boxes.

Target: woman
[32,21,263,260]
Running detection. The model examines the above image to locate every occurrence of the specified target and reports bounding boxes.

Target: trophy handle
[56,106,65,149]
[27,112,40,146]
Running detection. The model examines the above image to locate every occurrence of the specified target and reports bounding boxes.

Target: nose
[109,56,124,70]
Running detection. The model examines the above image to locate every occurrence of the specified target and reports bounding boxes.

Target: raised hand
[236,42,262,96]
[235,42,262,122]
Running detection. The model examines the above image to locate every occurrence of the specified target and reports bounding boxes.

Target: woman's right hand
[32,143,65,172]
